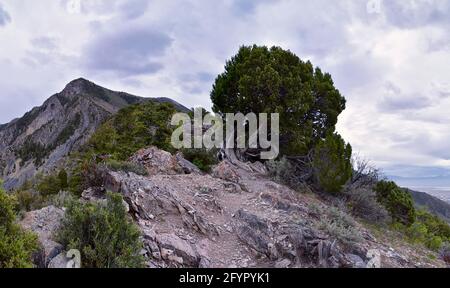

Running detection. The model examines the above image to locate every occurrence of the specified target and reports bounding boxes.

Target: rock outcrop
[128,147,201,176]
[19,206,65,267]
[101,148,446,268]
[20,147,447,268]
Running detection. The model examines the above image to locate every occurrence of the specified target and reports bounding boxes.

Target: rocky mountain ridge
[0,78,188,190]
[3,80,449,268]
[19,146,447,268]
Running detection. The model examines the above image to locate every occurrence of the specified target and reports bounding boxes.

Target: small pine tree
[58,169,69,190]
[375,181,416,226]
[312,133,352,193]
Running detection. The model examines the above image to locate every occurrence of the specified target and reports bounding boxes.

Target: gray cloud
[84,28,172,76]
[31,37,58,51]
[0,4,11,26]
[383,0,450,28]
[378,83,433,112]
[231,0,275,15]
[379,93,432,111]
[117,0,150,19]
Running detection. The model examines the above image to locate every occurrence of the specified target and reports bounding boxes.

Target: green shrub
[412,209,450,251]
[0,184,39,268]
[344,187,390,224]
[48,191,76,208]
[87,102,176,161]
[56,192,145,268]
[14,189,45,212]
[105,159,148,176]
[315,206,362,245]
[415,209,450,239]
[374,181,416,226]
[267,157,294,183]
[14,169,76,212]
[66,155,110,196]
[35,170,70,197]
[266,157,312,191]
[427,236,444,251]
[181,148,218,172]
[406,222,428,244]
[312,133,352,193]
[58,169,69,190]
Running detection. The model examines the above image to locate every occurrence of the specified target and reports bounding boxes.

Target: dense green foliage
[393,209,450,251]
[56,192,145,268]
[66,101,177,194]
[14,169,72,212]
[211,45,346,156]
[313,133,352,193]
[87,101,176,161]
[375,181,416,226]
[36,170,68,197]
[181,148,218,172]
[0,184,39,268]
[58,169,69,190]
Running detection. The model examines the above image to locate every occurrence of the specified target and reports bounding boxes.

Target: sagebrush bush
[48,191,75,208]
[311,204,362,245]
[0,184,39,268]
[105,159,148,176]
[56,192,145,268]
[344,187,390,224]
[266,157,313,192]
[266,157,295,184]
[374,181,416,226]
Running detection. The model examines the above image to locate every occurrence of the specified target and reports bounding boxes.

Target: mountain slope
[0,78,188,190]
[407,189,450,223]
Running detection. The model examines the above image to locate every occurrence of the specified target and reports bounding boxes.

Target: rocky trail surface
[20,147,447,268]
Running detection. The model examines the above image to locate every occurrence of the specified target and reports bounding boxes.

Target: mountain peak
[61,78,99,96]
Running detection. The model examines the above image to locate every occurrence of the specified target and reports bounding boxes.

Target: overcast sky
[0,0,449,179]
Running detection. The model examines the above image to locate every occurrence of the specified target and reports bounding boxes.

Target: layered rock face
[0,79,188,190]
[19,206,65,268]
[20,147,447,268]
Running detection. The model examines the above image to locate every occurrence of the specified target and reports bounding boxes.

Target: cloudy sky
[0,0,449,180]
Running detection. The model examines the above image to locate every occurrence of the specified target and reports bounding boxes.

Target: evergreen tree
[312,133,352,193]
[375,181,416,226]
[58,169,69,190]
[211,45,346,156]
